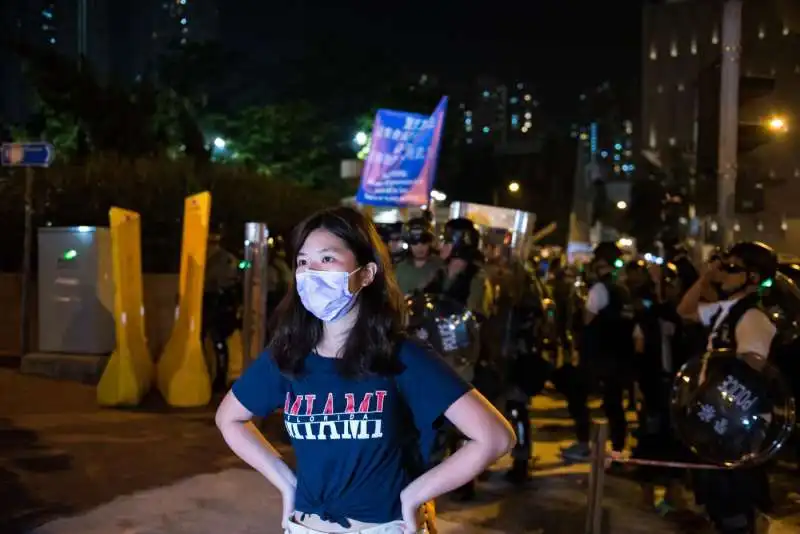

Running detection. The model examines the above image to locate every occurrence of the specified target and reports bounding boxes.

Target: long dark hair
[269,206,406,378]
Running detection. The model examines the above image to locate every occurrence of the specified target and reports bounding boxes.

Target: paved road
[1,369,798,533]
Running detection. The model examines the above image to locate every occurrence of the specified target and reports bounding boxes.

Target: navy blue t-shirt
[231,340,471,525]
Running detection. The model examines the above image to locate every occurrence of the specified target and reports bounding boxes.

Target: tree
[211,102,343,188]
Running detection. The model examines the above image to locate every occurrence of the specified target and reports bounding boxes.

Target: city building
[460,78,546,152]
[642,0,800,251]
[1,0,110,123]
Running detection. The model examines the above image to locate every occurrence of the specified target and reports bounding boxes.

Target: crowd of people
[210,205,790,534]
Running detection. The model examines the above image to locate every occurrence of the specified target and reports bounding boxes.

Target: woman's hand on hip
[280,488,295,530]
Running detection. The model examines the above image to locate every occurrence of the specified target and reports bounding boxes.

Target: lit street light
[508,181,520,193]
[213,137,226,149]
[354,131,368,146]
[766,115,788,133]
[616,200,628,210]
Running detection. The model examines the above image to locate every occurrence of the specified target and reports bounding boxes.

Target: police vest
[425,262,480,307]
[587,278,636,360]
[708,293,769,355]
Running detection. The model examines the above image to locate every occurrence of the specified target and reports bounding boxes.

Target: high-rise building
[460,78,546,152]
[642,0,800,250]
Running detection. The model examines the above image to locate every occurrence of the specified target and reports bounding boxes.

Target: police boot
[505,399,533,484]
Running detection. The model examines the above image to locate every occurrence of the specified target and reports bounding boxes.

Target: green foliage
[211,102,341,188]
[0,156,337,272]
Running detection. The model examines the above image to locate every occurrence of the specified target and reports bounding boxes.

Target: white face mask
[295,268,362,322]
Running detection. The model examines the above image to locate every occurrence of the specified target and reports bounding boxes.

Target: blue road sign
[1,142,55,167]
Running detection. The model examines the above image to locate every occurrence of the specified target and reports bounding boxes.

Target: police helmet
[405,217,434,245]
[443,218,480,261]
[726,241,778,282]
[376,222,403,244]
[593,241,623,267]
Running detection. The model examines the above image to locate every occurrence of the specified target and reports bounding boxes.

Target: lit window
[524,94,532,101]
[524,112,532,119]
[650,45,657,60]
[49,37,56,44]
[614,143,622,151]
[601,150,608,158]
[657,84,664,93]
[180,0,187,4]
[482,90,490,98]
[180,38,187,44]
[465,118,472,126]
[669,137,676,146]
[614,154,621,161]
[182,27,188,33]
[517,82,524,90]
[758,25,765,39]
[623,120,633,135]
[783,26,790,36]
[509,97,518,104]
[511,115,519,127]
[670,41,678,57]
[677,83,685,92]
[465,110,472,117]
[42,10,53,19]
[690,38,697,55]
[579,94,586,101]
[482,126,490,134]
[180,17,187,24]
[649,125,657,149]
[524,121,532,129]
[532,100,539,107]
[712,28,719,44]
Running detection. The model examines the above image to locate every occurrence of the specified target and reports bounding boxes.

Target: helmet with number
[671,349,795,467]
[405,293,480,380]
[405,217,434,245]
[726,241,778,283]
[442,218,480,261]
[593,241,623,267]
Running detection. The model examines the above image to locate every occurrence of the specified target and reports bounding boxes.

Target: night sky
[220,1,643,114]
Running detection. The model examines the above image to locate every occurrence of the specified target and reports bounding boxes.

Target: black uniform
[690,241,778,534]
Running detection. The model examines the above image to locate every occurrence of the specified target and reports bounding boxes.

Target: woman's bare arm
[215,391,296,496]
[400,390,515,510]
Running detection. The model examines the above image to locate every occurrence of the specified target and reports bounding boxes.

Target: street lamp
[508,181,520,193]
[354,131,368,146]
[616,200,628,210]
[766,115,788,133]
[213,137,226,149]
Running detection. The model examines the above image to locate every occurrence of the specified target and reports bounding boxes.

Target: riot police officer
[424,218,492,318]
[561,242,635,461]
[395,217,442,295]
[424,218,492,500]
[203,233,241,390]
[378,222,406,264]
[482,228,541,483]
[677,241,778,533]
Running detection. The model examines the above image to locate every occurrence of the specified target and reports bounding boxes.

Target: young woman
[216,207,515,534]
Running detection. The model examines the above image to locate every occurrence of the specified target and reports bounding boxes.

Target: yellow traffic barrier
[97,208,153,406]
[157,192,212,407]
[226,328,244,382]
